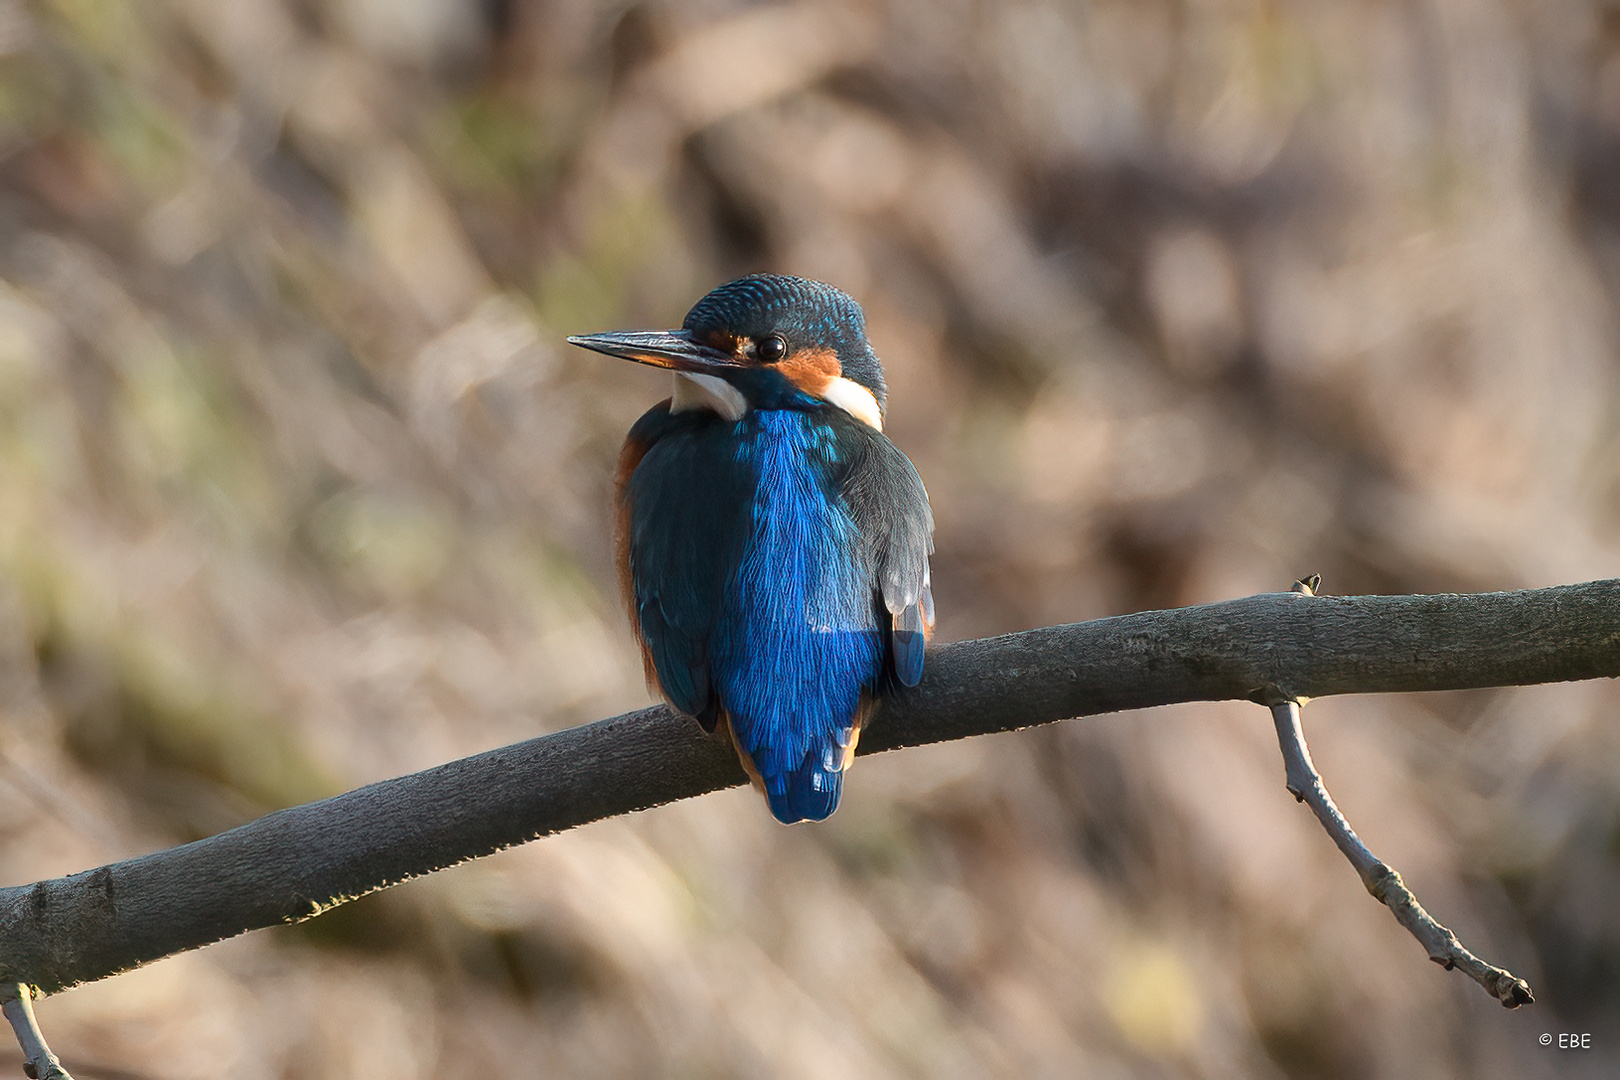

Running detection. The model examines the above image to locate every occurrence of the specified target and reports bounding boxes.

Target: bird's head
[568,275,888,430]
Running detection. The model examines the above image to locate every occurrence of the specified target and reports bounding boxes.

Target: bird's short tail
[728,719,861,824]
[767,760,844,823]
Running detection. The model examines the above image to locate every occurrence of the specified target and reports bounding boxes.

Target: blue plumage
[713,410,884,821]
[571,275,935,823]
[621,407,750,723]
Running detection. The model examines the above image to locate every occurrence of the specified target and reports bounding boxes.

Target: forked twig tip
[1267,697,1533,1009]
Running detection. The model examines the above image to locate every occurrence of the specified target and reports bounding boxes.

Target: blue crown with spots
[683,275,888,408]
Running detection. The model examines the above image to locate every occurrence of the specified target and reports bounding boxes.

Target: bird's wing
[618,404,752,728]
[839,423,935,687]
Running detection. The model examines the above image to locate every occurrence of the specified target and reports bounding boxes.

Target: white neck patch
[821,376,884,431]
[671,372,748,421]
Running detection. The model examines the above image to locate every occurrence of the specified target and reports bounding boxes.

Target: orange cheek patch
[778,345,842,395]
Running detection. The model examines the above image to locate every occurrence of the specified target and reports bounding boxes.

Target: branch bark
[2,580,1616,996]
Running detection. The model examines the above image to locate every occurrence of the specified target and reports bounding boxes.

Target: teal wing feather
[837,419,935,688]
[618,404,752,728]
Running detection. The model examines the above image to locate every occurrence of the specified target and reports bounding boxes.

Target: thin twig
[0,985,72,1080]
[1269,699,1534,1007]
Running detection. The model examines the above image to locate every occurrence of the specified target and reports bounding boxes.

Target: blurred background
[0,0,1617,1076]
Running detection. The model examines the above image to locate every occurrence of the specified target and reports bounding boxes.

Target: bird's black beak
[566,329,739,374]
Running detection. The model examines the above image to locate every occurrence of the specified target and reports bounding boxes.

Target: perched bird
[569,275,935,823]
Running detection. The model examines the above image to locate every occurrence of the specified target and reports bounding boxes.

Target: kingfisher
[569,275,935,823]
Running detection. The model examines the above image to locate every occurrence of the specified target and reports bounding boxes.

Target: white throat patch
[671,372,748,421]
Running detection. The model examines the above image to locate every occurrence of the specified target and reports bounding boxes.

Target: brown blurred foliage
[0,0,1617,1076]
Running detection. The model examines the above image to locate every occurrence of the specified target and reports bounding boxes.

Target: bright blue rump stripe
[713,410,883,823]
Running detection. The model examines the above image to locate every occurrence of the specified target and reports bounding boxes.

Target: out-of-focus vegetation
[0,0,1617,1076]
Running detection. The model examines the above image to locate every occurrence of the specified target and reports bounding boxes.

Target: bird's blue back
[624,403,917,822]
[715,410,884,821]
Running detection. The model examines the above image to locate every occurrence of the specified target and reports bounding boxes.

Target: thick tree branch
[1,580,1616,998]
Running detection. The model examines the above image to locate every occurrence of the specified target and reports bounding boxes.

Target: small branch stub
[0,985,72,1080]
[1269,700,1533,1008]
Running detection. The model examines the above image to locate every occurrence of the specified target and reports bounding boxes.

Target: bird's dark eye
[757,334,788,363]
